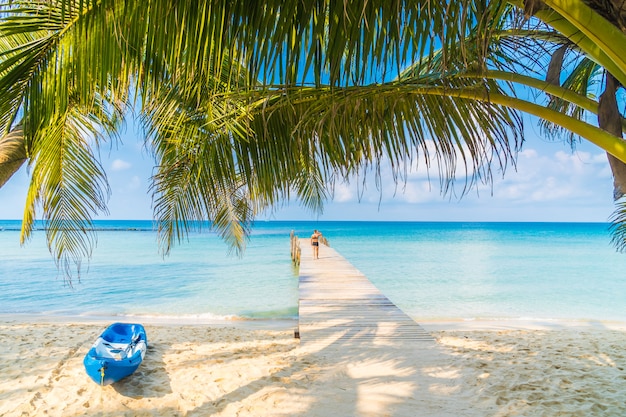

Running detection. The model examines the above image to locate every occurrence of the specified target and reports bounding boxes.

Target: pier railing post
[290,230,301,266]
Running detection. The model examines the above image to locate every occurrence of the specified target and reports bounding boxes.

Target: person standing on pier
[311,229,322,259]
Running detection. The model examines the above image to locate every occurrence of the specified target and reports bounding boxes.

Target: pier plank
[297,239,433,348]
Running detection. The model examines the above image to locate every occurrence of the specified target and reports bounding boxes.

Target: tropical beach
[2,1,626,416]
[2,221,626,416]
[1,318,625,416]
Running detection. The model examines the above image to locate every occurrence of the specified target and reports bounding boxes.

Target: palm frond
[0,0,129,283]
[540,55,605,145]
[0,9,61,134]
[143,75,254,255]
[609,197,626,252]
[148,122,255,256]
[22,106,111,284]
[242,76,522,199]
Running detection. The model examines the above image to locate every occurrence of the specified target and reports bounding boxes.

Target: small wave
[238,307,298,320]
[119,312,237,320]
[81,311,298,329]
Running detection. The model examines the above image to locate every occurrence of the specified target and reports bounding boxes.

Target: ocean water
[1,220,625,325]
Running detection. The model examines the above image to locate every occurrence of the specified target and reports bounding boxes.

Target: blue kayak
[83,322,148,386]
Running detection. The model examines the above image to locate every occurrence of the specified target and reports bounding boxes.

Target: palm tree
[0,0,625,281]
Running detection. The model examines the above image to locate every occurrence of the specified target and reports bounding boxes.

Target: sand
[1,318,625,417]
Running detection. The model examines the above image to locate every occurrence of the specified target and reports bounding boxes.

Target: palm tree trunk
[598,73,626,199]
[0,126,26,188]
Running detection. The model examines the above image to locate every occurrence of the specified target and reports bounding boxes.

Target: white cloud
[330,182,355,202]
[126,176,141,191]
[520,148,538,159]
[111,159,132,171]
[497,147,611,203]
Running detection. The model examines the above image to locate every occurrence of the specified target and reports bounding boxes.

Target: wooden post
[290,230,301,266]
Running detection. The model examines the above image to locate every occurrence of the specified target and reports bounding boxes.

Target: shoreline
[1,317,625,416]
[2,312,626,332]
[419,317,626,331]
[0,312,299,330]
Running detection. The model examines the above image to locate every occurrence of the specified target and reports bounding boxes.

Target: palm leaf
[0,0,126,283]
[22,106,111,284]
[238,76,522,199]
[609,198,626,252]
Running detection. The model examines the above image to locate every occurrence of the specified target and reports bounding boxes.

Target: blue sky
[0,118,616,222]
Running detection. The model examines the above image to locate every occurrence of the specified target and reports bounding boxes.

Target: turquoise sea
[1,220,625,325]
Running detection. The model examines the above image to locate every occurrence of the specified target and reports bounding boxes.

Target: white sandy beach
[1,318,625,417]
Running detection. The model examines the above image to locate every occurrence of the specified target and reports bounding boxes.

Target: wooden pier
[296,238,433,348]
